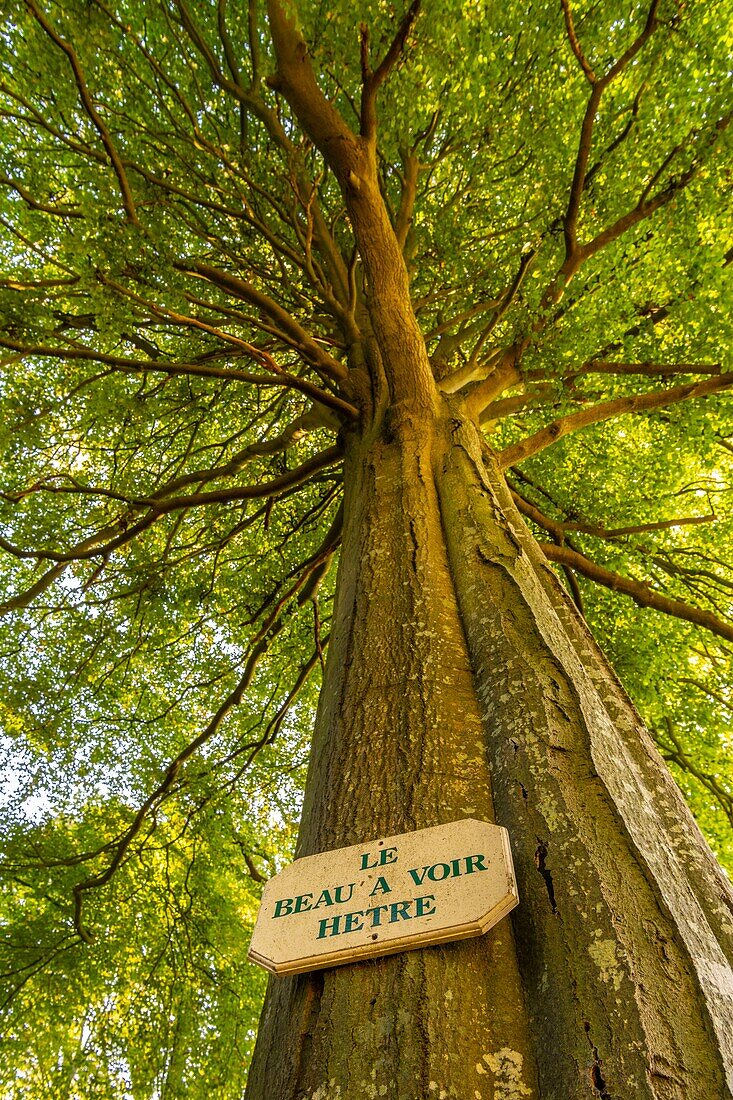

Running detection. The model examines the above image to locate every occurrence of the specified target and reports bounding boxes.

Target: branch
[92,0,351,309]
[360,0,421,142]
[139,445,343,516]
[217,0,243,87]
[510,489,580,549]
[242,851,267,883]
[511,486,716,548]
[267,0,435,406]
[0,335,358,421]
[147,326,351,421]
[566,514,717,539]
[582,111,731,264]
[498,374,733,468]
[527,361,724,382]
[24,0,140,225]
[479,385,555,425]
[512,484,588,614]
[558,0,660,268]
[71,526,339,942]
[560,0,597,84]
[0,423,338,617]
[657,717,733,829]
[461,344,529,417]
[0,446,342,578]
[584,76,650,192]
[205,637,327,800]
[0,561,68,616]
[266,0,358,174]
[0,173,83,218]
[440,250,538,399]
[73,650,265,941]
[0,336,273,385]
[539,544,733,643]
[173,0,231,93]
[676,677,733,715]
[394,151,419,251]
[177,260,349,383]
[561,560,585,616]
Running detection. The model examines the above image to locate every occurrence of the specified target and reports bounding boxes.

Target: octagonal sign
[248,818,518,976]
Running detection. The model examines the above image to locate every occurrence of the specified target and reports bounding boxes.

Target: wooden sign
[248,818,518,976]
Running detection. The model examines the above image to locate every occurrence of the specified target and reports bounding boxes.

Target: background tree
[0,0,731,1096]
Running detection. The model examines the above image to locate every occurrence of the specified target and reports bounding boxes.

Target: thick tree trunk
[245,399,733,1099]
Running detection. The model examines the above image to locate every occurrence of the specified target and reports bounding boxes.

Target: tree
[0,0,732,1095]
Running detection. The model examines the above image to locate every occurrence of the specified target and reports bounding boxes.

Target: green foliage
[0,0,731,1094]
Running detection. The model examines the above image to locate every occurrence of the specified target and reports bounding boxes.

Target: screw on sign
[248,819,519,976]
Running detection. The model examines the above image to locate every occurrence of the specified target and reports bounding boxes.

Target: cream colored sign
[248,818,518,976]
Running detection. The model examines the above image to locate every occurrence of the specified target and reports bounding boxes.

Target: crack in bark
[585,1022,614,1099]
[535,839,559,914]
[407,514,420,581]
[292,970,325,1097]
[591,1061,613,1100]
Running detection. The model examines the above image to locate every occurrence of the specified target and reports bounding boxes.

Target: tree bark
[244,396,733,1099]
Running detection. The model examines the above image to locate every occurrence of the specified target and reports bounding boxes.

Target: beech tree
[1,0,732,1096]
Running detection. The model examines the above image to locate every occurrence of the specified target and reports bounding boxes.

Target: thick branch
[106,275,357,416]
[266,0,358,173]
[463,349,522,416]
[499,374,733,468]
[479,386,555,425]
[563,83,603,260]
[539,544,733,643]
[267,0,437,406]
[395,152,419,251]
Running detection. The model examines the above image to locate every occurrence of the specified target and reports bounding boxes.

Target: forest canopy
[0,0,731,1095]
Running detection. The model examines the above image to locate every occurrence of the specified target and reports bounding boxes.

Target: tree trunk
[248,15,733,1091]
[244,397,733,1099]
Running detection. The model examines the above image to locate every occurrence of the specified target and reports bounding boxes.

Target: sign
[248,818,518,976]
